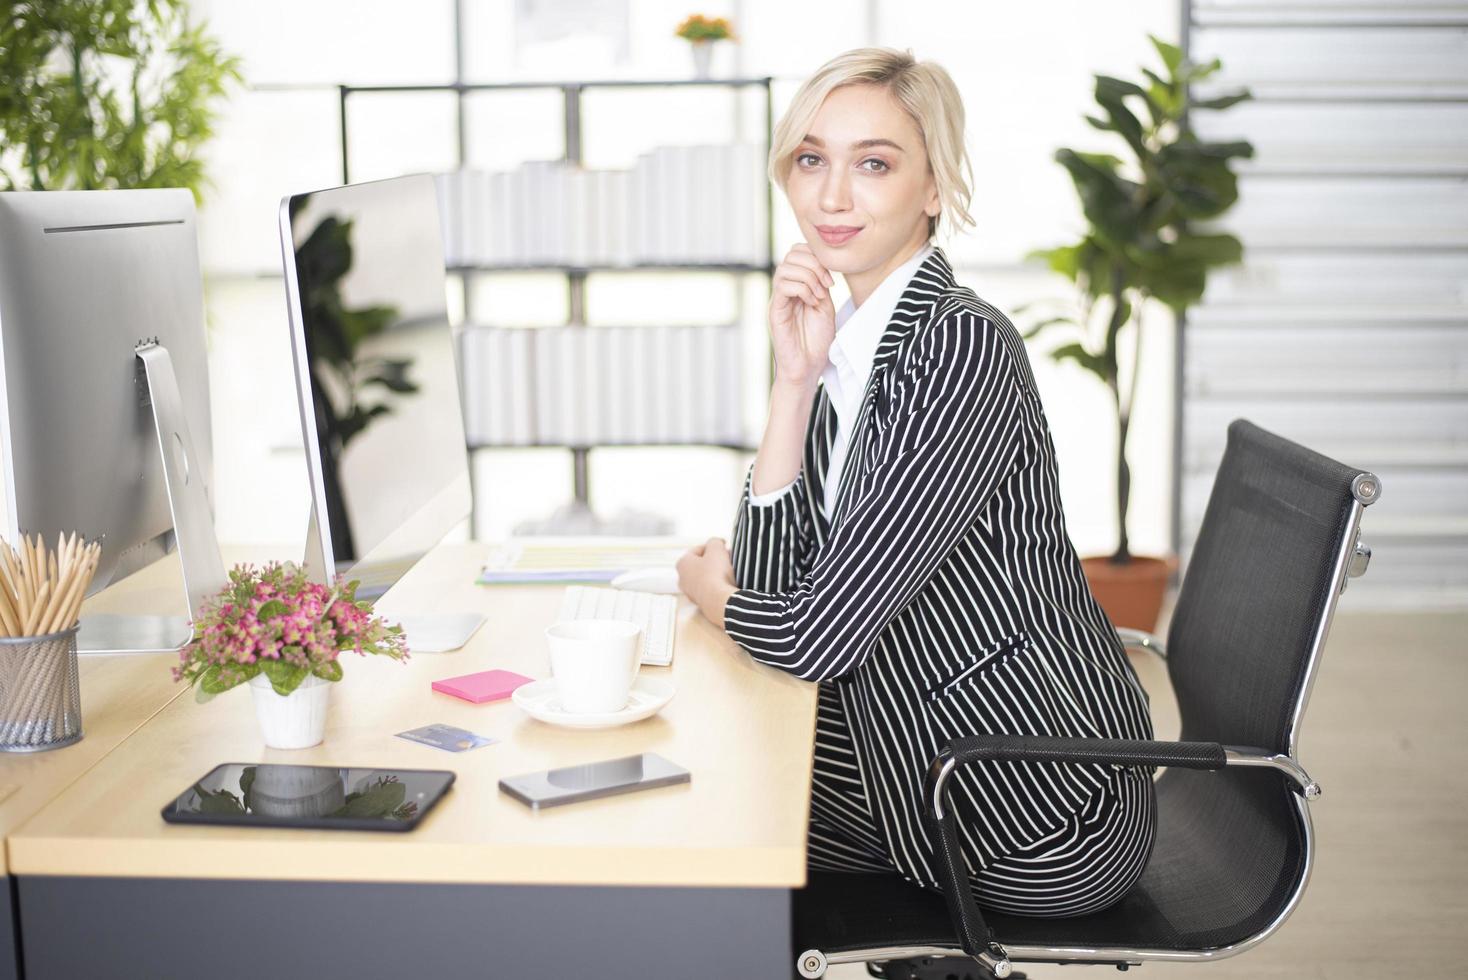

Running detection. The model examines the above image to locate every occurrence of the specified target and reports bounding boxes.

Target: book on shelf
[458,323,745,448]
[434,143,768,269]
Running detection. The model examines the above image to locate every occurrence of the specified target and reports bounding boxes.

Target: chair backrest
[1166,419,1374,755]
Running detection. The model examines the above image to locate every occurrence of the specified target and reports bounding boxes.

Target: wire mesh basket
[0,625,82,752]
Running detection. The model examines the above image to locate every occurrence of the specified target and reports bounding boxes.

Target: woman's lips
[816,225,862,246]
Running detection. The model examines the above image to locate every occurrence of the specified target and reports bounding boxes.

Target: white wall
[188,0,1181,559]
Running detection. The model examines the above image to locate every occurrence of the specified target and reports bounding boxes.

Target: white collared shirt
[751,241,935,519]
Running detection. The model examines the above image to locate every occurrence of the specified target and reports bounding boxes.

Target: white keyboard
[557,586,677,667]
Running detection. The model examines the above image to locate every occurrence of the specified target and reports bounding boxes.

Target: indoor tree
[0,0,241,202]
[1020,34,1253,565]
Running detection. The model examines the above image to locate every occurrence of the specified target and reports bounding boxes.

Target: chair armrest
[931,735,1224,816]
[1115,627,1166,658]
[919,734,1226,965]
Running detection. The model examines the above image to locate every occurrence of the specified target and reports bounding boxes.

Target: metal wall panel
[1183,2,1468,607]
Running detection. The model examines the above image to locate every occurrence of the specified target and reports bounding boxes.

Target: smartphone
[161,763,455,832]
[499,752,690,810]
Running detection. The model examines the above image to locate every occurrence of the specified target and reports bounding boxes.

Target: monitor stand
[386,613,486,653]
[302,509,485,654]
[77,342,227,655]
[77,614,194,655]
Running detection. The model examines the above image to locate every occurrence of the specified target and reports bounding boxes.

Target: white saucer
[512,676,676,729]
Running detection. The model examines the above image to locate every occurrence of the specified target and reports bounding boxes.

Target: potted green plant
[0,0,240,200]
[173,562,409,749]
[674,14,737,79]
[1020,35,1253,630]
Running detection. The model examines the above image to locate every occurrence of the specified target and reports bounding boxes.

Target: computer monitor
[0,189,225,652]
[279,174,482,651]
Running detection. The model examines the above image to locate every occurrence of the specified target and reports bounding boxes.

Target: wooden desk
[9,544,819,979]
[0,553,197,980]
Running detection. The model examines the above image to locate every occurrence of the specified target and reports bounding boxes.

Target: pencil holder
[0,625,82,752]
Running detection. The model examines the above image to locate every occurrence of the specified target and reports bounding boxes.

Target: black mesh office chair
[792,419,1379,979]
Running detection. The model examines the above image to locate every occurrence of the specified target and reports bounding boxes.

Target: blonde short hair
[769,48,975,240]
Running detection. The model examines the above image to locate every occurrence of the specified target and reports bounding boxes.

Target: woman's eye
[796,152,821,167]
[861,158,889,173]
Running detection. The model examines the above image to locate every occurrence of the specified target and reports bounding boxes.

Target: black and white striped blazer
[724,246,1154,884]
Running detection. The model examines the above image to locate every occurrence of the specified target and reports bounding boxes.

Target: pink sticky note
[432,669,535,704]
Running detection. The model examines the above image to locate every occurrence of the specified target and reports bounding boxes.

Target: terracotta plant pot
[1081,555,1177,632]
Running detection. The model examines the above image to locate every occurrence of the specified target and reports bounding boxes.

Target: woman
[677,48,1156,917]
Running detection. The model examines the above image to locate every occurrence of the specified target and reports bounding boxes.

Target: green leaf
[1055,150,1142,252]
[258,658,308,696]
[1184,57,1225,85]
[1191,91,1252,111]
[1050,342,1111,381]
[1096,75,1149,101]
[1025,244,1079,280]
[1194,139,1255,161]
[195,662,256,702]
[313,660,344,683]
[1149,34,1183,75]
[1168,232,1244,266]
[256,599,288,621]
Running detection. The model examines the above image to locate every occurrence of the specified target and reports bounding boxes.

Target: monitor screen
[280,175,470,585]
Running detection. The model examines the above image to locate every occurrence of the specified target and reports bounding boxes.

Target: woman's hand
[676,538,738,630]
[769,243,837,390]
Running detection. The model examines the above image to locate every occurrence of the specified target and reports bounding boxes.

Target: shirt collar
[823,241,936,411]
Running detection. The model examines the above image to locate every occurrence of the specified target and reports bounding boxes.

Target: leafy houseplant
[0,0,241,201]
[674,14,737,79]
[174,562,408,749]
[1020,35,1253,629]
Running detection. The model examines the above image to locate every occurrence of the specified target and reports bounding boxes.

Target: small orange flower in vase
[675,14,737,79]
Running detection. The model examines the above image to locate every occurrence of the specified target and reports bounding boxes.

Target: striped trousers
[808,683,1156,917]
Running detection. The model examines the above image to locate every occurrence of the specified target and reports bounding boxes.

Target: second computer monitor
[279,174,471,595]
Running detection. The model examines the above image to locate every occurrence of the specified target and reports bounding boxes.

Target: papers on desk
[478,540,689,585]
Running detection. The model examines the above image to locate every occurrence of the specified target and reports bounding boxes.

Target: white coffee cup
[544,619,641,714]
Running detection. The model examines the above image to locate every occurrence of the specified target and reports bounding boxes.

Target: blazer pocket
[924,632,1029,703]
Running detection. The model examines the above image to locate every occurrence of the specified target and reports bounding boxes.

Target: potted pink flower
[173,562,408,749]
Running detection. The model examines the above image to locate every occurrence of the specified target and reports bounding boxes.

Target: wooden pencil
[22,580,51,636]
[0,578,19,637]
[4,542,31,613]
[48,544,94,634]
[71,543,100,626]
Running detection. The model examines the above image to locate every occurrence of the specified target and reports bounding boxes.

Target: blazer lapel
[805,385,839,546]
[828,247,958,527]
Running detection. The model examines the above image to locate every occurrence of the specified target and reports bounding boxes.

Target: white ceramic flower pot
[691,41,713,79]
[249,673,331,750]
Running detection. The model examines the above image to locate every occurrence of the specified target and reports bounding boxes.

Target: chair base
[866,956,1027,980]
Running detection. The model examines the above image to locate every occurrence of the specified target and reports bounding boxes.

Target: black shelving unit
[336,76,776,533]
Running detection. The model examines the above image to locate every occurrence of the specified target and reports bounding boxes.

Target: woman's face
[785,83,940,281]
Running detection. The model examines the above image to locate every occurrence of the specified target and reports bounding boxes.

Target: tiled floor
[826,610,1468,979]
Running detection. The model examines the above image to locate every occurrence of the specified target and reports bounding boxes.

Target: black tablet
[161,763,455,832]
